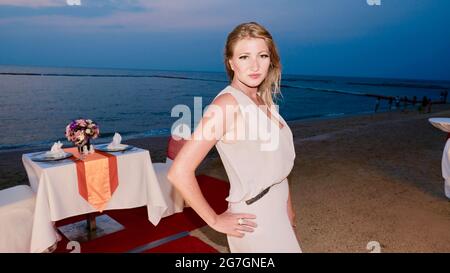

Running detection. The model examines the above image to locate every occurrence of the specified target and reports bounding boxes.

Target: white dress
[214,85,302,253]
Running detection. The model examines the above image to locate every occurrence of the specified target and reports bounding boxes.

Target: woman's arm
[167,93,257,237]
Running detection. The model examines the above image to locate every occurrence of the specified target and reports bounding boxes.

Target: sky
[0,0,449,81]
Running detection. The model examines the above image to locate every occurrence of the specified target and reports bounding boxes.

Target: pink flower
[65,118,100,146]
[76,119,87,127]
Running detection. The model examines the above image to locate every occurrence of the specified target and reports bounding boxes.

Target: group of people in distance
[373,91,448,114]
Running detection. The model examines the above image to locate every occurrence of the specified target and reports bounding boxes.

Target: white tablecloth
[22,148,169,253]
[153,160,185,217]
[429,117,450,132]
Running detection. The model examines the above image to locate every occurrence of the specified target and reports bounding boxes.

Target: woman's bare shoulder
[212,92,239,109]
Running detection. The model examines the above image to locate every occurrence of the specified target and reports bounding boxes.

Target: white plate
[31,152,73,162]
[95,143,133,152]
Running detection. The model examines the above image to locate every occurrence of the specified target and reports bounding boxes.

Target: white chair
[0,185,36,253]
[153,135,187,217]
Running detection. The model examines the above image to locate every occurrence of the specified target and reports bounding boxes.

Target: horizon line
[0,63,449,83]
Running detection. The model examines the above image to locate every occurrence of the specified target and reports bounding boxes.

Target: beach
[2,105,450,252]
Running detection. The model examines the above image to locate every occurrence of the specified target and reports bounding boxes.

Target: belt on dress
[245,186,271,205]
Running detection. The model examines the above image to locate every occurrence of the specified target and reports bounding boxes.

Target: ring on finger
[238,218,244,225]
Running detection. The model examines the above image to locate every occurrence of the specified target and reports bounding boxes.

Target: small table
[22,147,169,253]
[428,117,450,199]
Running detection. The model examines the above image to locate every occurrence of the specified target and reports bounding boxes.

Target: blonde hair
[224,22,282,107]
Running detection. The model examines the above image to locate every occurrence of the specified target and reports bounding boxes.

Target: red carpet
[53,175,229,253]
[143,236,219,253]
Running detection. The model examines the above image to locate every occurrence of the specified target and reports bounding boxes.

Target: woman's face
[229,38,271,88]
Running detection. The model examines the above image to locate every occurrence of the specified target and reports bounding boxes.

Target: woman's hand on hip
[210,211,257,238]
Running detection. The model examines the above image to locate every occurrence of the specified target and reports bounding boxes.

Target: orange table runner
[64,147,118,212]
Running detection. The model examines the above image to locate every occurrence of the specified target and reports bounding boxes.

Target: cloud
[0,0,64,7]
[0,0,149,19]
[0,0,146,9]
[0,0,432,43]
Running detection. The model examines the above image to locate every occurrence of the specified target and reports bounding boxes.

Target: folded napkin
[107,132,127,150]
[45,141,65,158]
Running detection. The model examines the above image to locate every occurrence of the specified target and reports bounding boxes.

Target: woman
[168,22,301,253]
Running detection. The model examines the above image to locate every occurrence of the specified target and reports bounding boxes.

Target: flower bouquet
[65,119,100,153]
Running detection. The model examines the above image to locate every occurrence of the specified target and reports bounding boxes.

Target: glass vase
[77,138,91,154]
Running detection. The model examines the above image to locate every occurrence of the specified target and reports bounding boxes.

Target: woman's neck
[230,79,259,100]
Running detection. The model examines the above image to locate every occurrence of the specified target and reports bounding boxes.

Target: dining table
[22,144,169,253]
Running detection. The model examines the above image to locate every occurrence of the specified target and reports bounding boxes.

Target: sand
[2,104,450,253]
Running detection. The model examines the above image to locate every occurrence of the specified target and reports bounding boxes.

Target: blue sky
[0,0,449,81]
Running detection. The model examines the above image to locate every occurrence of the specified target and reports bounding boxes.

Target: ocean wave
[282,84,442,100]
[282,78,333,84]
[0,72,227,83]
[347,81,449,90]
[0,128,172,153]
[325,112,345,117]
[282,84,368,96]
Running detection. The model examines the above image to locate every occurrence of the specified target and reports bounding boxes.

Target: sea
[1,65,449,153]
